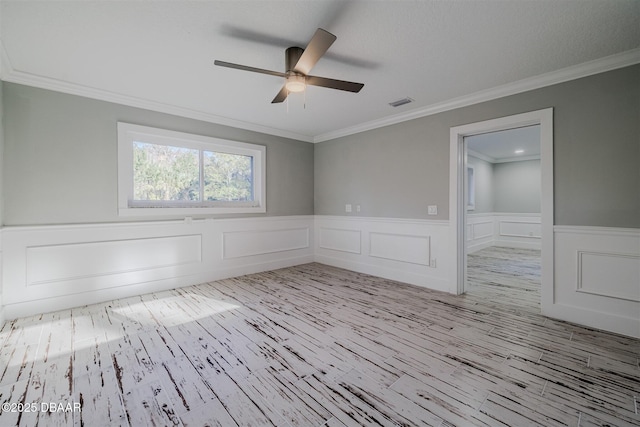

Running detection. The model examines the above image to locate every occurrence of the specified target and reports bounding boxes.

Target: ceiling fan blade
[214,60,286,78]
[306,75,364,93]
[271,85,288,103]
[293,28,336,75]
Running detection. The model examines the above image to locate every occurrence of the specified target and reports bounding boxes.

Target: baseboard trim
[212,254,315,281]
[3,254,315,320]
[493,240,541,250]
[315,254,449,293]
[3,272,205,320]
[542,303,640,339]
[467,241,494,254]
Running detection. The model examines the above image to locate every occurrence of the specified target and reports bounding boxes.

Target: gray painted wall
[467,155,541,214]
[314,116,450,219]
[315,64,640,228]
[0,80,4,226]
[3,83,314,225]
[493,160,541,213]
[467,155,493,214]
[3,65,638,228]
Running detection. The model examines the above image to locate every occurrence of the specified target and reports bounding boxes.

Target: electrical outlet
[356,205,361,213]
[345,204,352,213]
[428,205,438,215]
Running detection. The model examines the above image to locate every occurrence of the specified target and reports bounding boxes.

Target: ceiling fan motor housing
[285,47,305,74]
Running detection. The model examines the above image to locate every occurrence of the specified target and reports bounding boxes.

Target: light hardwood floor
[1,248,639,426]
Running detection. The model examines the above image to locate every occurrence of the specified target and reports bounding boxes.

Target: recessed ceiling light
[515,149,524,154]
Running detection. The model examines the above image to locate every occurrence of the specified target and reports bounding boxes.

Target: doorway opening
[448,108,554,315]
[464,126,541,311]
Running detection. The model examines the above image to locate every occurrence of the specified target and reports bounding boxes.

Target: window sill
[118,205,266,217]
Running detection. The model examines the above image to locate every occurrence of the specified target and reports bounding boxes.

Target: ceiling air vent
[388,97,414,107]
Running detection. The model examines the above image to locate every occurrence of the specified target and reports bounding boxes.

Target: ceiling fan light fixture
[285,75,306,93]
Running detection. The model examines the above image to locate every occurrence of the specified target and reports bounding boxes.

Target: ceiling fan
[215,28,364,104]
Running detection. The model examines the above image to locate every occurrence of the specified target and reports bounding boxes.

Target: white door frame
[448,108,554,314]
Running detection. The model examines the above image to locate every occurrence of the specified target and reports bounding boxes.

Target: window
[118,123,266,216]
[466,165,475,211]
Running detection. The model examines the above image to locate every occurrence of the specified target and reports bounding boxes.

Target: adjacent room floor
[1,251,639,426]
[466,246,542,313]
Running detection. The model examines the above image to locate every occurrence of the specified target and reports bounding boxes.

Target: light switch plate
[345,204,352,213]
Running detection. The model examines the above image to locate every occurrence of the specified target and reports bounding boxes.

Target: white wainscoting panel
[4,215,638,340]
[466,224,473,241]
[223,227,309,259]
[369,232,430,266]
[315,216,449,292]
[577,251,640,302]
[318,227,361,254]
[499,220,541,238]
[2,216,314,319]
[550,226,640,338]
[471,221,494,240]
[466,213,541,253]
[495,214,541,249]
[466,214,495,253]
[27,235,202,286]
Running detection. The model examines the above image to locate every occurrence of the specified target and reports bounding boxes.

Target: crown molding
[467,149,495,163]
[468,148,540,164]
[2,41,638,144]
[0,59,314,143]
[313,48,640,143]
[493,154,540,164]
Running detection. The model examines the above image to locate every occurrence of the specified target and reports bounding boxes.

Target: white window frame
[118,122,266,217]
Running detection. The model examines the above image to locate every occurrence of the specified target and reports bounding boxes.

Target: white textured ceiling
[1,1,639,142]
[466,125,540,163]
